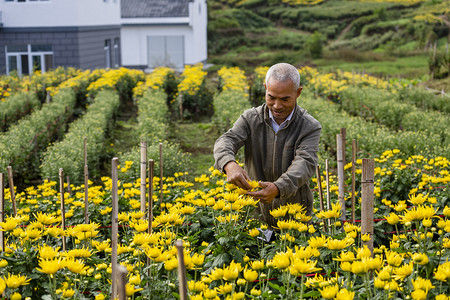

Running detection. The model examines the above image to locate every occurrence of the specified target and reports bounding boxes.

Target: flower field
[0,66,449,299]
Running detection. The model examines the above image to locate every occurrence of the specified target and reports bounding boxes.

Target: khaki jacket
[214,103,321,227]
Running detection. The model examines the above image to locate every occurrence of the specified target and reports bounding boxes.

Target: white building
[121,0,207,71]
[0,0,207,75]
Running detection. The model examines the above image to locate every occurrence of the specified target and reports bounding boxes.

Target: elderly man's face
[264,78,302,125]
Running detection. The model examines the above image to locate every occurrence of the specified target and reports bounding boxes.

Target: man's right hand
[223,161,252,190]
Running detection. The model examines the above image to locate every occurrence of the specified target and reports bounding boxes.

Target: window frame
[5,44,53,76]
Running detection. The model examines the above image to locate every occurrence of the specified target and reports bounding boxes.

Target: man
[214,63,321,228]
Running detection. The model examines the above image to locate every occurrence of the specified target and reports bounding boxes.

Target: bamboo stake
[340,128,346,166]
[117,265,128,300]
[315,165,327,232]
[111,157,119,299]
[315,165,325,212]
[0,173,4,252]
[179,94,183,120]
[66,176,72,195]
[361,158,375,255]
[148,159,154,235]
[6,166,16,216]
[147,159,154,276]
[325,159,331,229]
[84,137,89,224]
[325,159,330,211]
[140,141,147,213]
[336,134,346,223]
[159,143,163,208]
[59,168,66,251]
[351,139,357,224]
[175,240,188,300]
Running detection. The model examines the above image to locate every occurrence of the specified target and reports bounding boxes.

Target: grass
[168,121,219,180]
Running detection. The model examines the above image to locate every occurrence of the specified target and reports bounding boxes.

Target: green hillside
[207,0,450,89]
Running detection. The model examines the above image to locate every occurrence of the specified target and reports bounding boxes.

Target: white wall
[190,0,207,64]
[0,0,120,28]
[121,25,194,67]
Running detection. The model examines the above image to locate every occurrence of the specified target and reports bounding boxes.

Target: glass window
[44,54,53,71]
[7,45,27,52]
[6,43,53,75]
[32,55,42,72]
[7,56,18,75]
[31,44,52,52]
[104,39,111,69]
[114,38,120,68]
[20,55,29,75]
[147,36,184,69]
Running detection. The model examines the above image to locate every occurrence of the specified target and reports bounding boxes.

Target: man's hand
[247,182,279,204]
[224,161,252,190]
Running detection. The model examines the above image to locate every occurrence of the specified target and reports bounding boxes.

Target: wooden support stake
[6,166,16,216]
[59,168,66,251]
[117,265,128,300]
[111,157,119,300]
[336,134,346,223]
[179,94,183,120]
[315,165,327,232]
[147,160,154,275]
[175,240,188,300]
[340,128,346,166]
[361,158,375,255]
[66,176,72,195]
[84,137,89,224]
[351,139,357,224]
[325,159,331,229]
[140,141,147,213]
[315,165,325,212]
[0,173,4,252]
[325,159,330,211]
[148,159,154,235]
[159,143,163,208]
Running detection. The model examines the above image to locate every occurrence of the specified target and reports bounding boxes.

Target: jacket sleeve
[274,123,321,199]
[213,113,250,172]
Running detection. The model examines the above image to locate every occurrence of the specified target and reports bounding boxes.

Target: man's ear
[296,87,303,98]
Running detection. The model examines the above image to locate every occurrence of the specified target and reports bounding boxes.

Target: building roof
[121,0,192,18]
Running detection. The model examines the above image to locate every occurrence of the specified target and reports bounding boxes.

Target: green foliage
[212,90,251,133]
[397,87,450,113]
[0,88,77,183]
[119,140,191,181]
[119,89,191,181]
[340,86,450,145]
[136,90,169,144]
[300,90,449,163]
[266,30,308,51]
[428,48,450,79]
[0,92,41,132]
[308,31,324,58]
[208,8,273,55]
[40,90,120,183]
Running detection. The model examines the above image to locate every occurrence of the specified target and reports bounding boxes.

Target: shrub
[40,90,120,183]
[0,92,41,132]
[0,88,77,183]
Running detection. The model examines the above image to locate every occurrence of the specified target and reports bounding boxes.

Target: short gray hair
[265,63,300,89]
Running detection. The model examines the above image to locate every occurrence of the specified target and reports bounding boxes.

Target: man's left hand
[247,182,279,204]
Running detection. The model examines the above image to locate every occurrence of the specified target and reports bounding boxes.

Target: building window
[6,44,53,76]
[104,39,111,69]
[114,38,120,68]
[147,36,184,70]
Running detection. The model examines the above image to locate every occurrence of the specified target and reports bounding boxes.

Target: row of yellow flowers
[1,67,80,101]
[0,148,448,299]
